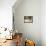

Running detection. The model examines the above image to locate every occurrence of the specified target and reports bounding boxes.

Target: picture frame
[24,16,33,23]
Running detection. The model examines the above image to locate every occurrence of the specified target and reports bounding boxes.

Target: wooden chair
[14,33,23,46]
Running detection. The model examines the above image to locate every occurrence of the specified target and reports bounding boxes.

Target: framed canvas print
[24,16,33,23]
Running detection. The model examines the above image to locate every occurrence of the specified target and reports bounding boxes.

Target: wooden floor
[0,39,16,46]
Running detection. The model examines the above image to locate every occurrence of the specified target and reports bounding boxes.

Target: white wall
[41,0,46,46]
[0,0,16,30]
[13,0,41,46]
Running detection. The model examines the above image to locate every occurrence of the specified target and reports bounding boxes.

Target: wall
[0,0,16,30]
[13,0,41,46]
[41,0,46,46]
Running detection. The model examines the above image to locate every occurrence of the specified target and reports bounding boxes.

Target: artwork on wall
[24,16,33,23]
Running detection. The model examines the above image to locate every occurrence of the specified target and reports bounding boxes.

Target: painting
[24,16,33,23]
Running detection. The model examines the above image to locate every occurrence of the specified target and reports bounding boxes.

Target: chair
[14,33,23,46]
